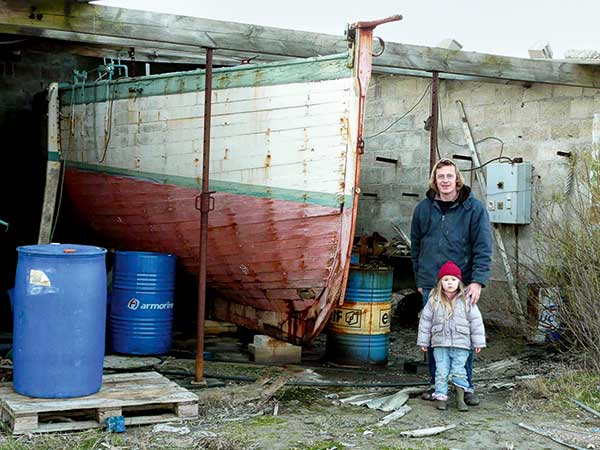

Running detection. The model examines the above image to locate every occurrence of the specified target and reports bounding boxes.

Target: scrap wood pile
[196,374,288,422]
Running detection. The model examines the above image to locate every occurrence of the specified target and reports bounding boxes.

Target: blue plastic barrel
[13,244,107,398]
[109,251,176,355]
[326,267,393,366]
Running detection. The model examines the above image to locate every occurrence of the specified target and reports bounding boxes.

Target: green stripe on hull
[65,161,353,209]
[61,54,350,105]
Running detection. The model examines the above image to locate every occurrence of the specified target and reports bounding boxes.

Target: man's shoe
[435,400,447,410]
[464,391,480,406]
[456,387,469,412]
[421,387,435,401]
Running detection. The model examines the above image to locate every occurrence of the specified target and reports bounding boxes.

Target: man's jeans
[422,288,474,390]
[432,347,472,400]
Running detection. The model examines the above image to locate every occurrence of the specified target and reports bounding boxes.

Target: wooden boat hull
[54,38,375,344]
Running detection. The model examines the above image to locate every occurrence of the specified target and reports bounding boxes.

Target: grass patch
[0,430,128,450]
[195,434,252,450]
[246,415,288,426]
[204,361,287,379]
[275,386,323,404]
[511,370,600,412]
[378,447,451,450]
[291,441,346,450]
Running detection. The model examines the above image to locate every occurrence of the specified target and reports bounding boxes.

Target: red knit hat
[438,260,462,281]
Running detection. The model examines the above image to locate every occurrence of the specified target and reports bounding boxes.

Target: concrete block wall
[358,73,600,326]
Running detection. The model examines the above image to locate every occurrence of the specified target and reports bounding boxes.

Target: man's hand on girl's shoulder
[465,282,482,304]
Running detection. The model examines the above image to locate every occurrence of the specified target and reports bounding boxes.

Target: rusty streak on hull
[65,168,351,344]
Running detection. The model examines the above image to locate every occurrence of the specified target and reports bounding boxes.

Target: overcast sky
[95,0,599,59]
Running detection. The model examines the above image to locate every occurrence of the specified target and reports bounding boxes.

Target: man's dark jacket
[410,186,493,290]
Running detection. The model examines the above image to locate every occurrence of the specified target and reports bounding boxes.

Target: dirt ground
[1,320,599,450]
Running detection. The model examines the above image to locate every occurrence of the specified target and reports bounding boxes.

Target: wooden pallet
[0,371,198,434]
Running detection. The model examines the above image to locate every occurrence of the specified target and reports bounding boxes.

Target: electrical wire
[460,156,514,172]
[438,90,506,159]
[475,136,505,158]
[364,81,432,140]
[438,96,463,147]
[99,82,116,163]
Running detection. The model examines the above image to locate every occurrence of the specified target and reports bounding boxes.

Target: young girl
[417,260,486,411]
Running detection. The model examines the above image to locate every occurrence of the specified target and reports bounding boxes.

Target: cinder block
[522,84,553,102]
[538,98,571,119]
[253,334,284,347]
[510,101,540,124]
[569,98,596,119]
[551,122,581,140]
[248,343,301,364]
[484,104,511,125]
[552,85,583,99]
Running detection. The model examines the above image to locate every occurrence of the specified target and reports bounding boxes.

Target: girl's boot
[436,399,447,410]
[456,387,469,412]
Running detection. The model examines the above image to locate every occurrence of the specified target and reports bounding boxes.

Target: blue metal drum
[109,251,176,355]
[327,267,393,366]
[13,244,107,398]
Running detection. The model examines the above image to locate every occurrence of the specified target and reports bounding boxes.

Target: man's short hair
[428,158,465,193]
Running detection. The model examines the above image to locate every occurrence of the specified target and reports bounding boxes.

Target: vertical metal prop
[339,15,402,305]
[195,47,214,383]
[429,71,439,172]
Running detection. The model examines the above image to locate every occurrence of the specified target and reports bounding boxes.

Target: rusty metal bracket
[373,36,385,57]
[357,137,365,154]
[349,15,402,31]
[195,191,215,212]
[346,16,400,66]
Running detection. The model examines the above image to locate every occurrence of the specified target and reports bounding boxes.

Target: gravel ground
[0,320,597,449]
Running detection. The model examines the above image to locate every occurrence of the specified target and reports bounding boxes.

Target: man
[410,158,492,405]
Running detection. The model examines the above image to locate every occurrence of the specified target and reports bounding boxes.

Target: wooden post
[38,82,61,244]
[456,100,527,329]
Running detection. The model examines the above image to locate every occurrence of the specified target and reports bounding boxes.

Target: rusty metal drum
[326,267,393,366]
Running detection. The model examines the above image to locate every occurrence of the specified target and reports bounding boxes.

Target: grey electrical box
[486,162,532,224]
